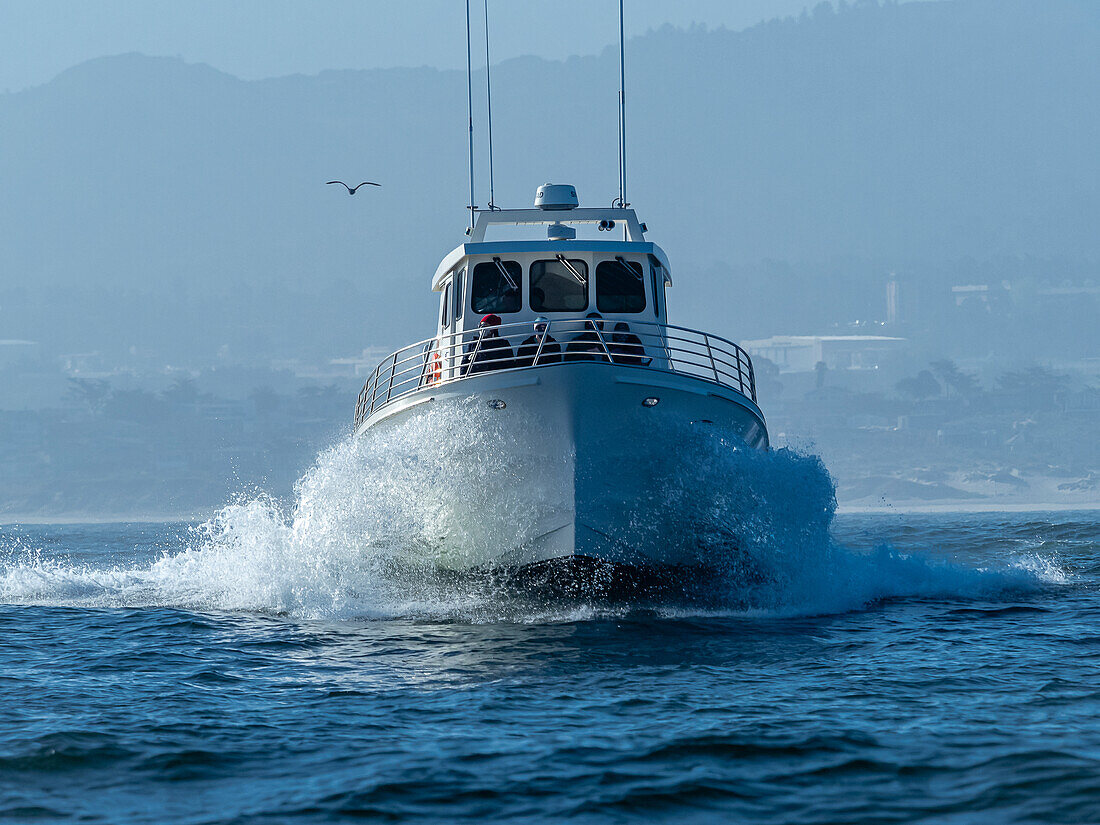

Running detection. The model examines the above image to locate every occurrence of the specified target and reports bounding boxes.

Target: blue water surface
[1,512,1098,824]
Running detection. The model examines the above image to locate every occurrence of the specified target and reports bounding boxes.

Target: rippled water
[1,513,1097,823]
[1,410,1097,822]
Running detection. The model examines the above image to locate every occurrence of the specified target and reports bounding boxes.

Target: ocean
[1,425,1097,823]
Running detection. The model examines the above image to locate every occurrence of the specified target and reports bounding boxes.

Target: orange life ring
[427,350,442,385]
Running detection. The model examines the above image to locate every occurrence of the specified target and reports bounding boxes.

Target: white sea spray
[0,399,1067,621]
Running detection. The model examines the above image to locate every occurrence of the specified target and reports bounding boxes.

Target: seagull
[326,180,381,195]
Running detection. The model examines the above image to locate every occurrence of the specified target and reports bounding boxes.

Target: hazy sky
[1,0,910,92]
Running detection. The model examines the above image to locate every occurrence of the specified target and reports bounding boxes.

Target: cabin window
[596,259,646,313]
[471,259,522,314]
[651,263,662,317]
[440,283,450,327]
[454,268,465,322]
[530,259,588,312]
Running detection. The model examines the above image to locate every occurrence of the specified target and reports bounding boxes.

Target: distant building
[951,284,990,307]
[951,282,1011,310]
[743,335,906,373]
[885,277,899,325]
[268,348,392,381]
[326,348,394,378]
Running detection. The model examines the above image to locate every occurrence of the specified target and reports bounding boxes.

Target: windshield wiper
[556,254,586,285]
[492,257,519,292]
[616,256,643,280]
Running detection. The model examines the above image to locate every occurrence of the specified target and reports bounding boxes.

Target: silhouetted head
[533,316,549,335]
[585,311,604,331]
[479,313,501,337]
[614,322,630,333]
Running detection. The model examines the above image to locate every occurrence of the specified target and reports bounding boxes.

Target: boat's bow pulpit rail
[354,318,760,430]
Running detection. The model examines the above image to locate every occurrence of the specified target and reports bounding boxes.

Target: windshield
[530,259,588,312]
[471,260,522,314]
[596,259,646,313]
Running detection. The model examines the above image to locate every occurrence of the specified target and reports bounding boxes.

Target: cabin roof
[431,205,673,290]
[469,206,646,242]
[431,240,673,291]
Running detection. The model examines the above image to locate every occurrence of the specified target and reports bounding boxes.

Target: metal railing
[355,318,757,428]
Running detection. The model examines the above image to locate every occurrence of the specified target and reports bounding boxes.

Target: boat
[353,182,769,584]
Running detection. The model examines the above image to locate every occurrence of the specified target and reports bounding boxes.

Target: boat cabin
[431,186,673,351]
[353,186,760,428]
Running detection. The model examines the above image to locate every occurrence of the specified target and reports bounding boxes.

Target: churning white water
[0,398,1065,621]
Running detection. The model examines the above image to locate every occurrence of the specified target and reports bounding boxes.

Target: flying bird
[326,180,381,195]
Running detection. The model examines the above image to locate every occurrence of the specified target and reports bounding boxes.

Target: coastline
[836,501,1100,515]
[0,512,211,526]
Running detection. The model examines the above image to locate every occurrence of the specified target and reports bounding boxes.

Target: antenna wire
[466,0,477,228]
[618,0,627,209]
[484,0,497,210]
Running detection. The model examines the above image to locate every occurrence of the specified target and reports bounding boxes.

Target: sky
[0,0,911,92]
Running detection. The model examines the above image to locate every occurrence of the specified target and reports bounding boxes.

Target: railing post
[592,323,613,363]
[703,333,719,385]
[420,340,432,387]
[385,352,398,402]
[369,365,381,415]
[660,322,673,372]
[466,331,484,375]
[447,330,459,380]
[533,319,547,365]
[733,349,750,400]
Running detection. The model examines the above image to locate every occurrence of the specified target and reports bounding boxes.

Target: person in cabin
[610,321,651,366]
[463,314,515,374]
[516,317,562,367]
[565,312,612,362]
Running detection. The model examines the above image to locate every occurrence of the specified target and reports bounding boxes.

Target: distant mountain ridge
[0,0,1096,360]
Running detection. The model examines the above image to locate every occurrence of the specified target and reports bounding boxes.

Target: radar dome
[534,184,578,210]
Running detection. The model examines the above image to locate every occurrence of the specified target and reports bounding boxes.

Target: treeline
[893,361,1091,410]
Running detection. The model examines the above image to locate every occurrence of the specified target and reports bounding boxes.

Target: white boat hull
[357,362,768,572]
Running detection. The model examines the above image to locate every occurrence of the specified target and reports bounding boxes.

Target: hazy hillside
[0,0,1097,364]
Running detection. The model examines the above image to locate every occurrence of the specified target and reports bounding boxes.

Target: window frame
[595,258,647,314]
[651,264,661,317]
[470,259,523,315]
[453,267,465,322]
[529,258,590,313]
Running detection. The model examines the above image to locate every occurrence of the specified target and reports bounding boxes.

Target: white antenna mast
[484,0,498,210]
[465,0,477,229]
[616,0,628,209]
